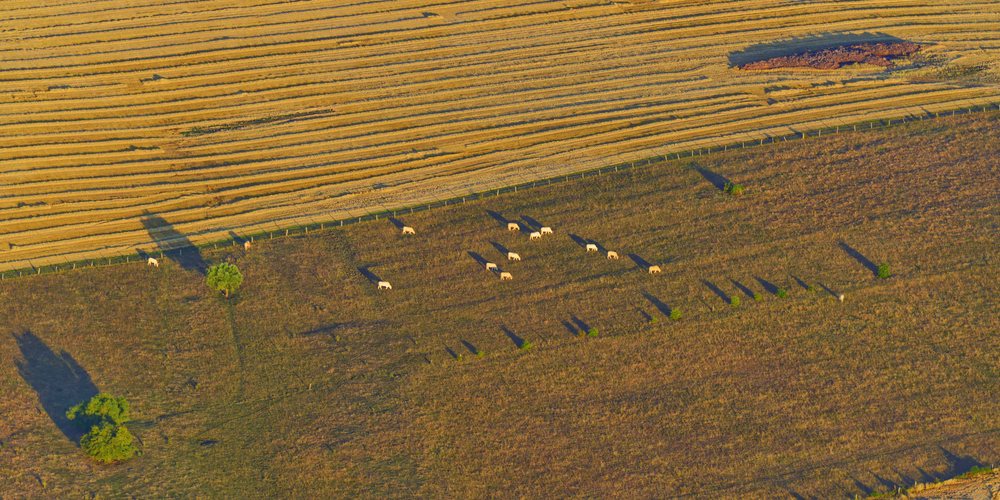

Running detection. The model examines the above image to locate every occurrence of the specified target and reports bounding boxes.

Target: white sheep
[529,232,541,240]
[507,222,519,231]
[486,262,498,271]
[540,227,553,235]
[402,226,415,235]
[607,251,619,260]
[648,265,661,274]
[147,257,159,267]
[244,240,251,251]
[508,252,521,261]
[838,293,844,302]
[499,272,513,281]
[378,281,392,290]
[586,244,598,252]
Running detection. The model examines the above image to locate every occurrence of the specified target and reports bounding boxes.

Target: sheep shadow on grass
[357,266,384,284]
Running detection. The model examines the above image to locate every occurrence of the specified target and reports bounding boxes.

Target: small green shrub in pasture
[520,341,533,351]
[476,350,484,358]
[649,317,659,324]
[455,354,463,362]
[587,328,598,337]
[730,296,740,307]
[754,293,762,302]
[206,262,244,298]
[877,263,891,279]
[807,285,815,292]
[776,289,788,298]
[669,309,681,320]
[723,182,745,196]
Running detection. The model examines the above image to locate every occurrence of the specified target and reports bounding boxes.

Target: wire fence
[3,102,998,280]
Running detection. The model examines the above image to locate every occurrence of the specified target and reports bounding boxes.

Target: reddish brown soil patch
[739,42,920,70]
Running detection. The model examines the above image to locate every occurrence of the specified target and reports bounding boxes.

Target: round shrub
[776,289,788,298]
[877,263,891,279]
[80,423,138,464]
[754,293,762,302]
[731,296,740,307]
[669,309,681,320]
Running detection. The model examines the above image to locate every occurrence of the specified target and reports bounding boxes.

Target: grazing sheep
[648,265,661,274]
[586,244,598,252]
[607,251,619,260]
[508,252,521,261]
[838,293,844,302]
[507,222,519,231]
[378,281,392,290]
[499,272,513,281]
[486,262,498,270]
[540,227,553,235]
[529,232,541,240]
[147,257,159,267]
[244,240,251,251]
[402,226,415,235]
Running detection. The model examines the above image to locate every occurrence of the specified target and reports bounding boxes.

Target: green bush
[206,262,244,298]
[519,341,533,351]
[649,317,659,324]
[455,354,463,362]
[958,465,992,479]
[754,293,762,302]
[730,296,740,307]
[66,394,137,464]
[587,328,599,337]
[669,309,681,320]
[723,182,745,196]
[776,289,788,298]
[877,263,891,279]
[476,349,484,358]
[807,285,815,292]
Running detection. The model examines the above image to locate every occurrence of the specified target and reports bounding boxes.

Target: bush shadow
[14,330,99,443]
[729,278,755,298]
[696,167,731,192]
[702,280,730,303]
[754,276,779,295]
[838,242,879,277]
[790,275,810,291]
[500,326,526,349]
[460,340,479,354]
[140,213,209,274]
[642,292,672,317]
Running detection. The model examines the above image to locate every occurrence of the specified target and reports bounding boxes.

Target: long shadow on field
[790,274,811,291]
[14,330,99,443]
[628,253,653,271]
[445,347,460,360]
[486,210,509,227]
[490,242,513,258]
[140,213,208,274]
[818,283,840,300]
[729,278,756,299]
[500,326,526,349]
[727,32,907,67]
[940,447,984,478]
[567,234,588,248]
[460,340,479,355]
[702,280,731,304]
[642,292,673,317]
[696,167,731,192]
[755,276,779,296]
[386,217,406,230]
[838,242,879,277]
[870,471,899,492]
[561,320,579,337]
[357,266,383,284]
[520,216,545,231]
[467,251,490,268]
[570,315,591,333]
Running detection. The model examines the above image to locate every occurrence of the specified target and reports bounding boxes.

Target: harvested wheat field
[3,111,1000,499]
[2,0,1000,270]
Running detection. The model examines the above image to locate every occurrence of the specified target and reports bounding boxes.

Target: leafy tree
[66,394,138,464]
[206,262,244,298]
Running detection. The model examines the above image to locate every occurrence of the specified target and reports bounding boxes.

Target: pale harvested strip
[1,0,999,269]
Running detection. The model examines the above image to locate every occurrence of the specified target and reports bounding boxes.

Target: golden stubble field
[2,112,1000,498]
[2,0,999,271]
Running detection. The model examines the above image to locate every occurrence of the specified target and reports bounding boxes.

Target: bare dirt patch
[739,42,921,70]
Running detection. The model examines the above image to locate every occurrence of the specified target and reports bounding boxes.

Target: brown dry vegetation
[2,0,1000,271]
[2,111,1000,499]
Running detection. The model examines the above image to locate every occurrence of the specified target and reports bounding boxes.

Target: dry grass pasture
[2,0,1000,270]
[3,111,1000,499]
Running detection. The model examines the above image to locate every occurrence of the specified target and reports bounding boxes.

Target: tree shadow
[490,241,512,257]
[642,292,672,316]
[940,446,983,477]
[729,278,755,298]
[848,473,873,497]
[520,215,544,231]
[500,326,526,349]
[915,466,941,483]
[696,167,731,192]
[702,280,730,303]
[891,467,914,487]
[14,330,99,443]
[754,276,779,295]
[790,274,810,291]
[628,254,652,271]
[870,471,898,492]
[486,210,509,227]
[838,242,879,277]
[140,213,208,274]
[357,266,383,284]
[460,340,479,354]
[567,233,588,248]
[727,32,907,67]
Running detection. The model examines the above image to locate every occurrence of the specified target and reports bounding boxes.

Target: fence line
[3,102,998,280]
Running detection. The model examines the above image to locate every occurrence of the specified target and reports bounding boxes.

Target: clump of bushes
[730,296,740,307]
[669,309,681,320]
[776,288,788,298]
[587,328,599,338]
[754,293,762,302]
[723,182,745,196]
[66,394,138,464]
[877,263,891,279]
